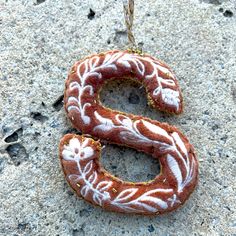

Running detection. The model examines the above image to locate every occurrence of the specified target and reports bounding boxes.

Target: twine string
[122,0,136,48]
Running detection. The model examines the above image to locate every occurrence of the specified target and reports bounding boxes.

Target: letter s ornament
[59,50,198,215]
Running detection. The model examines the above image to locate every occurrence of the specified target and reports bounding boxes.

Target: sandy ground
[0,0,236,235]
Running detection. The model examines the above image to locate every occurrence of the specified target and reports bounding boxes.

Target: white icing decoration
[172,132,188,157]
[62,137,183,213]
[161,88,180,110]
[93,112,114,132]
[62,138,94,161]
[111,188,172,213]
[94,112,196,194]
[117,53,145,76]
[67,51,181,124]
[171,132,195,192]
[63,51,197,213]
[142,120,172,141]
[167,154,183,192]
[118,53,180,110]
[62,138,113,207]
[68,81,93,124]
[67,52,123,125]
[167,194,181,207]
[94,112,171,149]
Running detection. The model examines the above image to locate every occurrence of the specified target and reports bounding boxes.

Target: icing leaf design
[96,181,113,192]
[87,171,98,185]
[153,86,161,96]
[94,111,114,132]
[142,120,171,141]
[161,88,180,109]
[167,154,183,192]
[113,188,138,203]
[68,174,82,182]
[172,132,188,157]
[83,161,93,176]
[94,111,114,125]
[138,196,168,209]
[111,188,172,213]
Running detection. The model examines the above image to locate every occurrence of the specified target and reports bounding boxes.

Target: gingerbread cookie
[60,50,198,215]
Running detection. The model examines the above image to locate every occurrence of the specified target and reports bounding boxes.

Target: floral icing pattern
[60,50,198,215]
